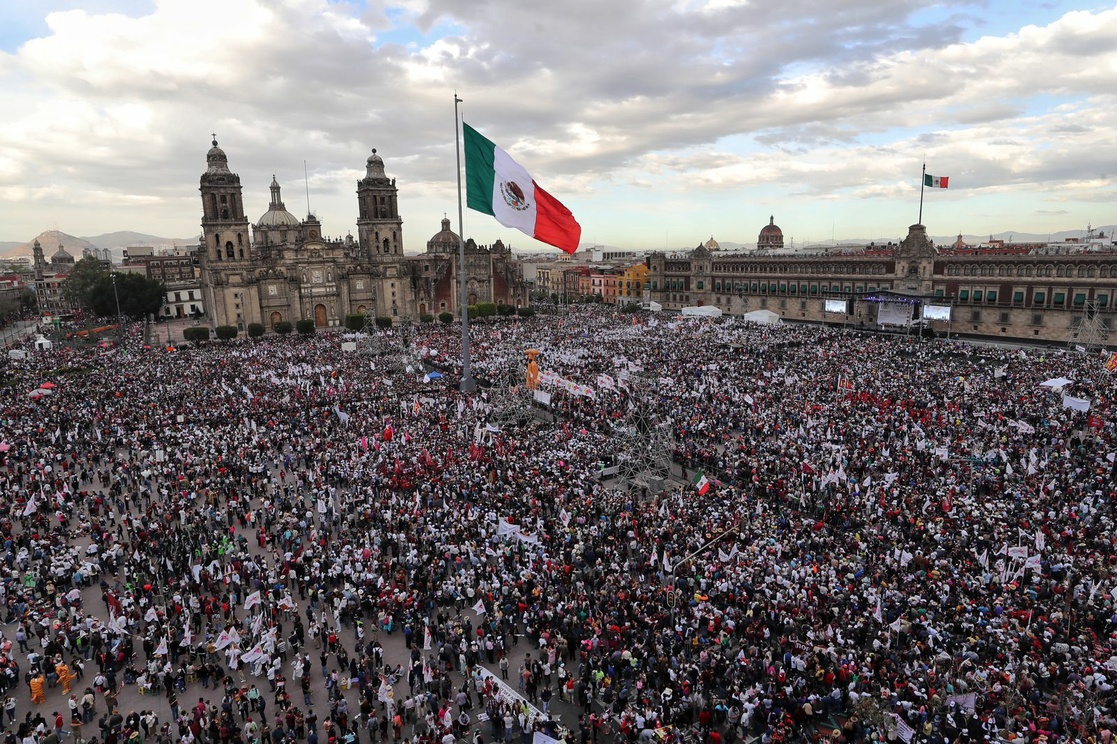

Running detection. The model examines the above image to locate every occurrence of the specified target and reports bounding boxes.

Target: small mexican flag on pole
[691,470,710,496]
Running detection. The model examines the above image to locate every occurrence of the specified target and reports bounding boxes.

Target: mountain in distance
[2,229,197,259]
[1,230,97,259]
[82,231,197,251]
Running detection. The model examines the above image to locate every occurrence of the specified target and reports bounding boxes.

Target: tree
[344,314,367,331]
[60,257,110,311]
[374,316,393,329]
[247,323,265,339]
[438,311,454,324]
[419,314,434,323]
[497,304,516,317]
[516,306,536,318]
[296,319,315,335]
[466,304,479,318]
[475,302,497,318]
[274,321,293,335]
[183,327,209,343]
[89,273,166,320]
[215,325,238,341]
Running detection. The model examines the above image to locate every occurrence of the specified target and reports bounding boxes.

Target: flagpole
[918,162,926,225]
[454,94,476,392]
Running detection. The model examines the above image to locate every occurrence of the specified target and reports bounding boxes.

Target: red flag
[1088,414,1104,430]
[383,423,394,442]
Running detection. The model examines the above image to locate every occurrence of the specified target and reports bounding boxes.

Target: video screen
[922,304,952,321]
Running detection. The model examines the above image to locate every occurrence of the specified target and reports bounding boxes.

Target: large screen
[922,304,952,321]
[877,302,913,326]
[824,299,848,314]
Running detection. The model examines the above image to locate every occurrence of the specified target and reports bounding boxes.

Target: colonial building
[31,239,74,316]
[647,222,1117,345]
[198,139,527,329]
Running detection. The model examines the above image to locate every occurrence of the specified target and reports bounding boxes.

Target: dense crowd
[0,308,1114,744]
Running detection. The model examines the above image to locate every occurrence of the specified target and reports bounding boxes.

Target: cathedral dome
[427,217,460,253]
[257,176,300,227]
[704,237,720,251]
[758,216,784,250]
[51,244,74,264]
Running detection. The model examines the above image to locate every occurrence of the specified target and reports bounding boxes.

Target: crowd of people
[0,307,1114,744]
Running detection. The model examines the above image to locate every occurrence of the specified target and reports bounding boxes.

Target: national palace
[646,221,1117,345]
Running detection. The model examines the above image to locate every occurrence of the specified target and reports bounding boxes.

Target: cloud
[2,0,1117,245]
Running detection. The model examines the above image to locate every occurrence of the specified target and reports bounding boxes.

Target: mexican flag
[691,470,710,496]
[463,122,582,254]
[924,173,949,188]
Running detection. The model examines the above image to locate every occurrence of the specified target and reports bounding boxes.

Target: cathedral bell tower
[355,149,403,260]
[199,137,251,265]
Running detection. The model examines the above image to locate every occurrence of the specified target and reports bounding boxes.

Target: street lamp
[111,273,122,325]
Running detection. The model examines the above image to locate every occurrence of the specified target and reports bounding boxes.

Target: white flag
[471,599,486,615]
[244,591,262,611]
[873,597,883,623]
[22,497,37,516]
[213,629,232,650]
[240,643,266,665]
[155,638,169,656]
[277,596,296,611]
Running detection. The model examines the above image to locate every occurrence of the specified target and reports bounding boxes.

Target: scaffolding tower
[1070,299,1109,353]
[611,371,674,495]
[485,354,533,429]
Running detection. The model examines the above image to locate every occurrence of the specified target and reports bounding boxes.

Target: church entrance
[468,293,478,305]
[270,311,282,328]
[418,303,427,316]
[356,305,366,315]
[314,304,327,327]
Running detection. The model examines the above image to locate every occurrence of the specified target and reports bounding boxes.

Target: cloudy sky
[1,0,1116,252]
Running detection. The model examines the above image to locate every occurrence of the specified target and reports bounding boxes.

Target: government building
[647,220,1117,345]
[198,139,527,331]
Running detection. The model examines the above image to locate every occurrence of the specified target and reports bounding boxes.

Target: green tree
[215,325,238,341]
[497,304,516,317]
[419,314,434,323]
[89,273,166,320]
[274,320,293,335]
[516,306,535,318]
[296,319,316,335]
[344,314,367,331]
[438,311,453,324]
[60,257,110,311]
[466,304,479,318]
[247,323,265,339]
[183,326,209,343]
[476,301,497,318]
[374,316,393,329]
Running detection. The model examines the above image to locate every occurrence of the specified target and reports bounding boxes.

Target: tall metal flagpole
[918,162,926,225]
[454,94,476,392]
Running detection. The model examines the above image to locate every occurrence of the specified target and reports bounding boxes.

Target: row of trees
[183,304,538,344]
[61,258,166,319]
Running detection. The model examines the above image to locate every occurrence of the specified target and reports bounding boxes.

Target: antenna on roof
[304,160,311,217]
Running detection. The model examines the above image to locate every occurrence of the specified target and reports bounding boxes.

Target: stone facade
[648,223,1117,345]
[198,141,528,330]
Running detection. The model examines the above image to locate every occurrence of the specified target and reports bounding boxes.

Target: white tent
[741,309,782,325]
[6,349,26,360]
[681,305,722,318]
[648,301,663,313]
[33,336,53,351]
[1039,377,1073,389]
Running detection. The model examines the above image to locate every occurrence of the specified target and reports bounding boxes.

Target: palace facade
[647,222,1117,345]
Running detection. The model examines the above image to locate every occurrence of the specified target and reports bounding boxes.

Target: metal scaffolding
[611,371,674,495]
[485,354,533,429]
[1070,299,1109,353]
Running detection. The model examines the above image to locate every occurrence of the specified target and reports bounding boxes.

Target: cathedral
[198,139,527,331]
